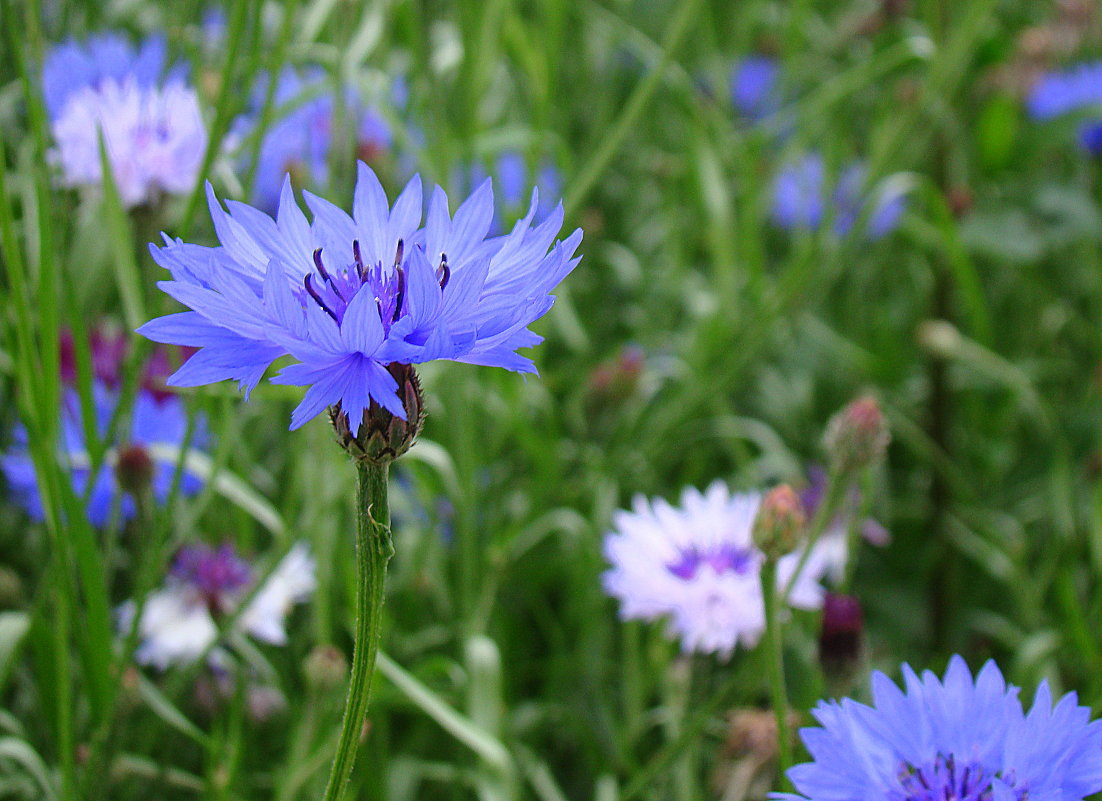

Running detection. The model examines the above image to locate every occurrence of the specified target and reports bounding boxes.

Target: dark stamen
[312,248,331,283]
[304,275,338,322]
[438,253,450,290]
[352,240,365,281]
[393,266,405,322]
[394,238,404,268]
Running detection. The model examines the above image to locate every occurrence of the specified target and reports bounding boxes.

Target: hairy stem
[321,460,393,801]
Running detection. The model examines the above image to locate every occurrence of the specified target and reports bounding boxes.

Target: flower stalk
[760,558,792,791]
[322,459,393,801]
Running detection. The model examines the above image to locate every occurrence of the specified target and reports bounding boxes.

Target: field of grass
[3,1,1102,799]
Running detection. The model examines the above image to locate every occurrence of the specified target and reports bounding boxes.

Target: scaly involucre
[138,162,583,429]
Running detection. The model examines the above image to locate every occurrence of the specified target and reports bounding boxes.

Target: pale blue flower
[782,656,1102,801]
[138,162,582,429]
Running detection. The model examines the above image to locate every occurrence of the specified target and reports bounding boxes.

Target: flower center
[301,241,449,335]
[895,755,1026,801]
[666,544,754,580]
[171,544,252,614]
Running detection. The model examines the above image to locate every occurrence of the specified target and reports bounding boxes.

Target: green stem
[321,460,393,801]
[762,560,792,791]
[780,469,848,605]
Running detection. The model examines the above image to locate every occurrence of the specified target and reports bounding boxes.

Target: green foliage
[2,0,1102,799]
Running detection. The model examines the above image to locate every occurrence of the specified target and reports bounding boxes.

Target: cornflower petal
[139,162,581,430]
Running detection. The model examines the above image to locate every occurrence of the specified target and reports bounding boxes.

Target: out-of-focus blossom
[781,656,1102,801]
[1027,62,1102,155]
[2,385,205,527]
[3,329,204,525]
[138,162,582,431]
[730,56,780,121]
[602,482,832,657]
[233,67,401,212]
[43,33,206,207]
[771,154,908,239]
[118,543,317,670]
[817,592,863,682]
[458,151,562,230]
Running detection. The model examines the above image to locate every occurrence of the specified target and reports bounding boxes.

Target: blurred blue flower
[1028,62,1102,155]
[2,383,206,527]
[772,153,906,239]
[730,56,779,120]
[781,656,1102,801]
[138,162,582,429]
[460,152,562,231]
[43,33,206,206]
[42,32,176,120]
[234,67,399,212]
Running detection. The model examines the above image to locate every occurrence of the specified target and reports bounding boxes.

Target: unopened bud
[752,485,805,558]
[115,443,154,495]
[818,593,864,685]
[823,396,890,474]
[304,644,348,691]
[247,685,288,722]
[330,363,424,464]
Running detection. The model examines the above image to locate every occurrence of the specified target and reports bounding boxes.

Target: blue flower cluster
[772,154,907,239]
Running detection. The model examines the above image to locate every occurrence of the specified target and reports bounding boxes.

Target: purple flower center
[895,755,1025,801]
[172,544,252,612]
[666,544,754,580]
[299,241,449,335]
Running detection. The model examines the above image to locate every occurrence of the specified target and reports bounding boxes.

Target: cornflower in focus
[602,482,832,656]
[233,67,401,212]
[1,331,206,526]
[138,162,582,438]
[772,153,908,239]
[1027,62,1102,155]
[43,33,207,207]
[781,656,1102,801]
[118,543,316,669]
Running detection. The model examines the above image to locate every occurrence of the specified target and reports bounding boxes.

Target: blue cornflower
[1028,62,1102,156]
[782,656,1102,801]
[137,162,582,430]
[2,383,206,527]
[234,67,398,212]
[730,56,780,120]
[772,154,907,239]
